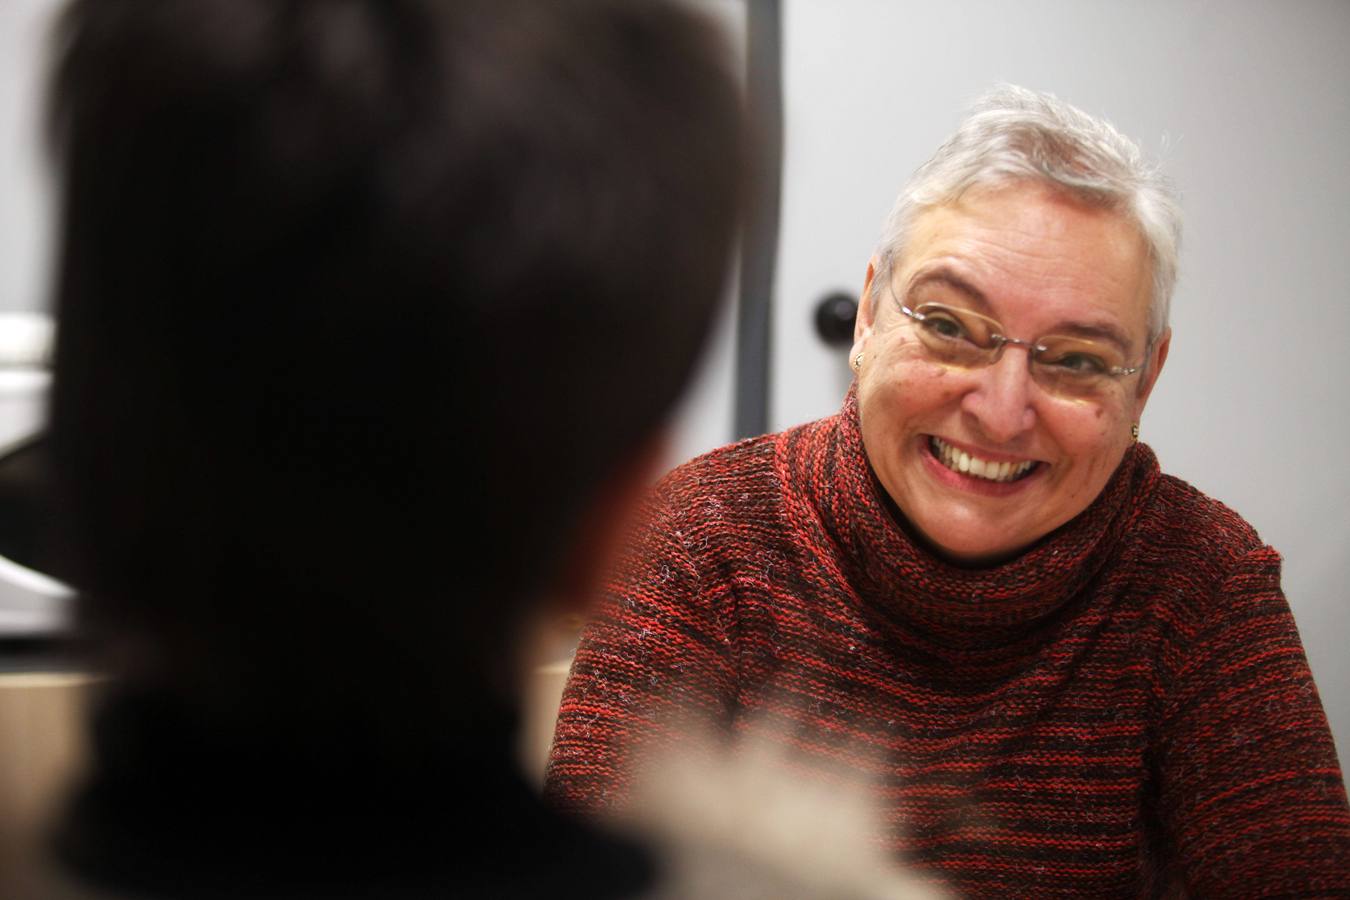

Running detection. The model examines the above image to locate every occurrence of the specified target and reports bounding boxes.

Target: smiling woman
[546,86,1350,897]
[853,181,1163,565]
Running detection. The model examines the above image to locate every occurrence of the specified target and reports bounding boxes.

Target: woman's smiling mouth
[928,436,1040,484]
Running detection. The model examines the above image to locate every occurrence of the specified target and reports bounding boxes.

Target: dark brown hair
[47,0,744,733]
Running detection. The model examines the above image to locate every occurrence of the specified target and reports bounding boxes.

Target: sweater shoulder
[1137,467,1270,568]
[657,430,780,497]
[652,418,829,522]
[1124,465,1282,646]
[643,418,839,574]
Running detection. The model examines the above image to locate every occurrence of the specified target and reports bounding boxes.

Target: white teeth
[930,437,1036,484]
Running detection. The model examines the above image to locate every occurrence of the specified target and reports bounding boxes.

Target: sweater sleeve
[542,493,738,816]
[1154,545,1350,895]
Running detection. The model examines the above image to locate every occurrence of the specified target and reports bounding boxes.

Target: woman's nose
[959,347,1037,443]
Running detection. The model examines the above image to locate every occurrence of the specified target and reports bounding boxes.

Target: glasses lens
[1032,336,1126,397]
[904,300,1136,399]
[911,304,997,367]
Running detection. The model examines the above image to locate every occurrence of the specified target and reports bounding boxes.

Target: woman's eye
[1046,352,1108,374]
[923,315,967,340]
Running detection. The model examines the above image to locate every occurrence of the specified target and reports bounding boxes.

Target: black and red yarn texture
[545,391,1350,897]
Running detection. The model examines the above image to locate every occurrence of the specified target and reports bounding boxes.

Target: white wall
[0,0,59,314]
[772,0,1350,762]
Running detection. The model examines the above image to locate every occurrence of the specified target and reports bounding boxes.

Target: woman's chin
[922,528,1034,568]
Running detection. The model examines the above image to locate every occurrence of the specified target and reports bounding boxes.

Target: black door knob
[814,292,858,346]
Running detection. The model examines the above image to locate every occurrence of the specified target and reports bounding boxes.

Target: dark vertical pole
[735,0,782,439]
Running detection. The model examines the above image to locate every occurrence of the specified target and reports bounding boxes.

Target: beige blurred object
[624,724,951,900]
[521,658,572,786]
[0,673,90,839]
[517,609,584,784]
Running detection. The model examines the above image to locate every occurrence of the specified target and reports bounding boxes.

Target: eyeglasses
[890,286,1149,400]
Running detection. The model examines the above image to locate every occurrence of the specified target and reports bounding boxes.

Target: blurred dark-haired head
[46,0,743,740]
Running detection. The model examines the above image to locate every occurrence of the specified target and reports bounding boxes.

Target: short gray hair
[875,85,1181,341]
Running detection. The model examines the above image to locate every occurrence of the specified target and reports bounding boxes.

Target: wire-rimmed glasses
[891,290,1149,399]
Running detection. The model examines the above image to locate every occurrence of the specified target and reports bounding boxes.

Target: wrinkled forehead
[892,183,1153,341]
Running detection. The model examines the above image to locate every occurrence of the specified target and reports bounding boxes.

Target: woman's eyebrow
[1048,320,1132,351]
[906,265,1133,351]
[904,268,990,308]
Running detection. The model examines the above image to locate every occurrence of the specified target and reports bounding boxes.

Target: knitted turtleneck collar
[789,388,1161,646]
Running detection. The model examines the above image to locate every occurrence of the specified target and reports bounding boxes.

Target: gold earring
[853,353,864,371]
[1130,423,1140,441]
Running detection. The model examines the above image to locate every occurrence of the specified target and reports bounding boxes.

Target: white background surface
[0,0,57,315]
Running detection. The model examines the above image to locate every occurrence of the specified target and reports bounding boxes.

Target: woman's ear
[850,257,880,362]
[1134,327,1172,414]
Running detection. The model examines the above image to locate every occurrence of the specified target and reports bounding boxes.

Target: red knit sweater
[544,393,1350,897]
